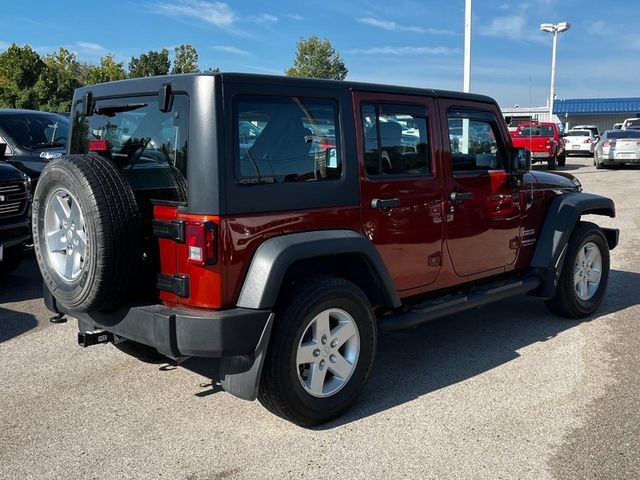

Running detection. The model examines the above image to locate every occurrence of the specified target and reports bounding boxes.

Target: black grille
[0,182,28,219]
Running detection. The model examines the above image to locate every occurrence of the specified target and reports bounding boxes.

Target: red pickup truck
[510,121,565,170]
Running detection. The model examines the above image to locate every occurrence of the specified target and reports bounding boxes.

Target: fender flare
[236,229,401,309]
[529,192,617,298]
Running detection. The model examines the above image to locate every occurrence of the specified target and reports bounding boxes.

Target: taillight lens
[89,139,109,152]
[603,140,616,147]
[186,221,217,265]
[584,138,592,144]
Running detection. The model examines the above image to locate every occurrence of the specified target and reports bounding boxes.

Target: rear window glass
[517,125,554,137]
[0,113,68,149]
[606,130,640,139]
[71,95,188,203]
[567,130,590,136]
[234,96,341,184]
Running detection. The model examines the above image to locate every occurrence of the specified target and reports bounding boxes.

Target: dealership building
[501,97,640,133]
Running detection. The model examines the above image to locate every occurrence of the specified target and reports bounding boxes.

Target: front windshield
[0,113,69,149]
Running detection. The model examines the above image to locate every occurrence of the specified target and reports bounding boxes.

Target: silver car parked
[594,129,640,169]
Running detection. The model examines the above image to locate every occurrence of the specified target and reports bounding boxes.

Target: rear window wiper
[34,141,66,148]
[93,103,147,117]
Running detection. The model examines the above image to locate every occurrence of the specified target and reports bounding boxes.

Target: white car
[621,118,640,130]
[563,129,597,156]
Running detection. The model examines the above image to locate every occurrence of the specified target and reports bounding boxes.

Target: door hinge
[157,274,190,297]
[152,219,185,243]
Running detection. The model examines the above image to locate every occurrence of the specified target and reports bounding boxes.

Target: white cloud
[285,13,303,21]
[248,13,278,24]
[210,45,252,56]
[479,15,526,39]
[153,0,236,29]
[74,41,107,54]
[359,17,455,35]
[345,46,458,55]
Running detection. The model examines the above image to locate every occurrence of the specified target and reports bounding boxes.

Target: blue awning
[553,97,640,115]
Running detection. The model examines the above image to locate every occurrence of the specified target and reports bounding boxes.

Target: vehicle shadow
[0,254,44,304]
[0,307,38,343]
[314,268,639,429]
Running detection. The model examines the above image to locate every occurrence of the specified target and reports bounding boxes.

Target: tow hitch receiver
[78,330,114,348]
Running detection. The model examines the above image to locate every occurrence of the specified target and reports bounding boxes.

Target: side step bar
[381,275,541,332]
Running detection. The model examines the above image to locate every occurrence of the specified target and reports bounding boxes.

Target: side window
[0,135,12,155]
[234,96,341,184]
[448,109,504,172]
[361,102,430,176]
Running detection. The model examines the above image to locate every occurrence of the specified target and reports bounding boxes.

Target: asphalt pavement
[0,157,638,480]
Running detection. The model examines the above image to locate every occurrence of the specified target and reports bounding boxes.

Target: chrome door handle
[371,198,401,210]
[450,192,473,202]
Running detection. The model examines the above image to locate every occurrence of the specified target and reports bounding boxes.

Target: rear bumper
[55,299,272,358]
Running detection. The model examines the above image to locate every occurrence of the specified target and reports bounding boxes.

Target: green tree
[34,47,84,112]
[0,43,45,109]
[285,36,348,80]
[172,44,199,74]
[128,49,170,78]
[88,54,127,84]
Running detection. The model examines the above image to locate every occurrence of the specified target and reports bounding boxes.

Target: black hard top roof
[74,72,497,106]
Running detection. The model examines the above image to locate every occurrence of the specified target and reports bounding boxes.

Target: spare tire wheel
[32,154,141,312]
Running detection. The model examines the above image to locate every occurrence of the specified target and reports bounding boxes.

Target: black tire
[32,154,141,312]
[557,154,566,167]
[0,246,23,279]
[545,221,610,318]
[547,156,557,170]
[258,276,377,427]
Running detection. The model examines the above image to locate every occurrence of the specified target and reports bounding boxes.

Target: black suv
[0,149,31,277]
[0,109,69,185]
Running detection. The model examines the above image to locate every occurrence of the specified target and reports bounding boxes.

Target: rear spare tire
[32,154,140,312]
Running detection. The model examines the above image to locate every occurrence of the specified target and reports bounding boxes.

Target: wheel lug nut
[330,339,338,348]
[329,354,336,363]
[313,348,320,357]
[319,360,325,369]
[321,335,327,345]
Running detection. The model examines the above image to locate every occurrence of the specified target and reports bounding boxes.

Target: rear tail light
[89,139,109,152]
[186,221,218,265]
[603,140,616,147]
[584,138,592,144]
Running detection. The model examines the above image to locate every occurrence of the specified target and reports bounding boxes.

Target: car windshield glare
[607,130,640,139]
[0,113,69,149]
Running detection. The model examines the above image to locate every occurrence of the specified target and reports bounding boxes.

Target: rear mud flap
[219,313,273,401]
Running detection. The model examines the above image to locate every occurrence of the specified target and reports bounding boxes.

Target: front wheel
[258,276,377,427]
[546,222,610,318]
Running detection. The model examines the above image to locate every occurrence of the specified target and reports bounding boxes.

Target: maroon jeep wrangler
[32,73,618,426]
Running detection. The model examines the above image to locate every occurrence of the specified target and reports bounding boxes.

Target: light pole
[463,0,472,93]
[540,22,570,120]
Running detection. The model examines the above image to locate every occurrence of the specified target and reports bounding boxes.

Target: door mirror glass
[511,147,531,173]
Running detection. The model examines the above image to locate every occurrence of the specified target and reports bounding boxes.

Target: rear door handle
[371,198,401,210]
[450,192,473,202]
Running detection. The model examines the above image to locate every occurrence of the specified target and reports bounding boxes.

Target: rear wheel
[258,276,377,427]
[546,222,609,318]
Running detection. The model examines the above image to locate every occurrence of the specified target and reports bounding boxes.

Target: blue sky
[1,0,638,107]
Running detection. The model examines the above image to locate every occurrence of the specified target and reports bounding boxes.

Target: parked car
[33,73,618,426]
[563,129,597,156]
[621,118,640,130]
[0,149,31,278]
[572,124,600,138]
[0,109,69,186]
[510,121,565,169]
[594,129,640,168]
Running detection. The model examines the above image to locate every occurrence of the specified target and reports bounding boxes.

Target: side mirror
[510,147,531,173]
[0,143,7,159]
